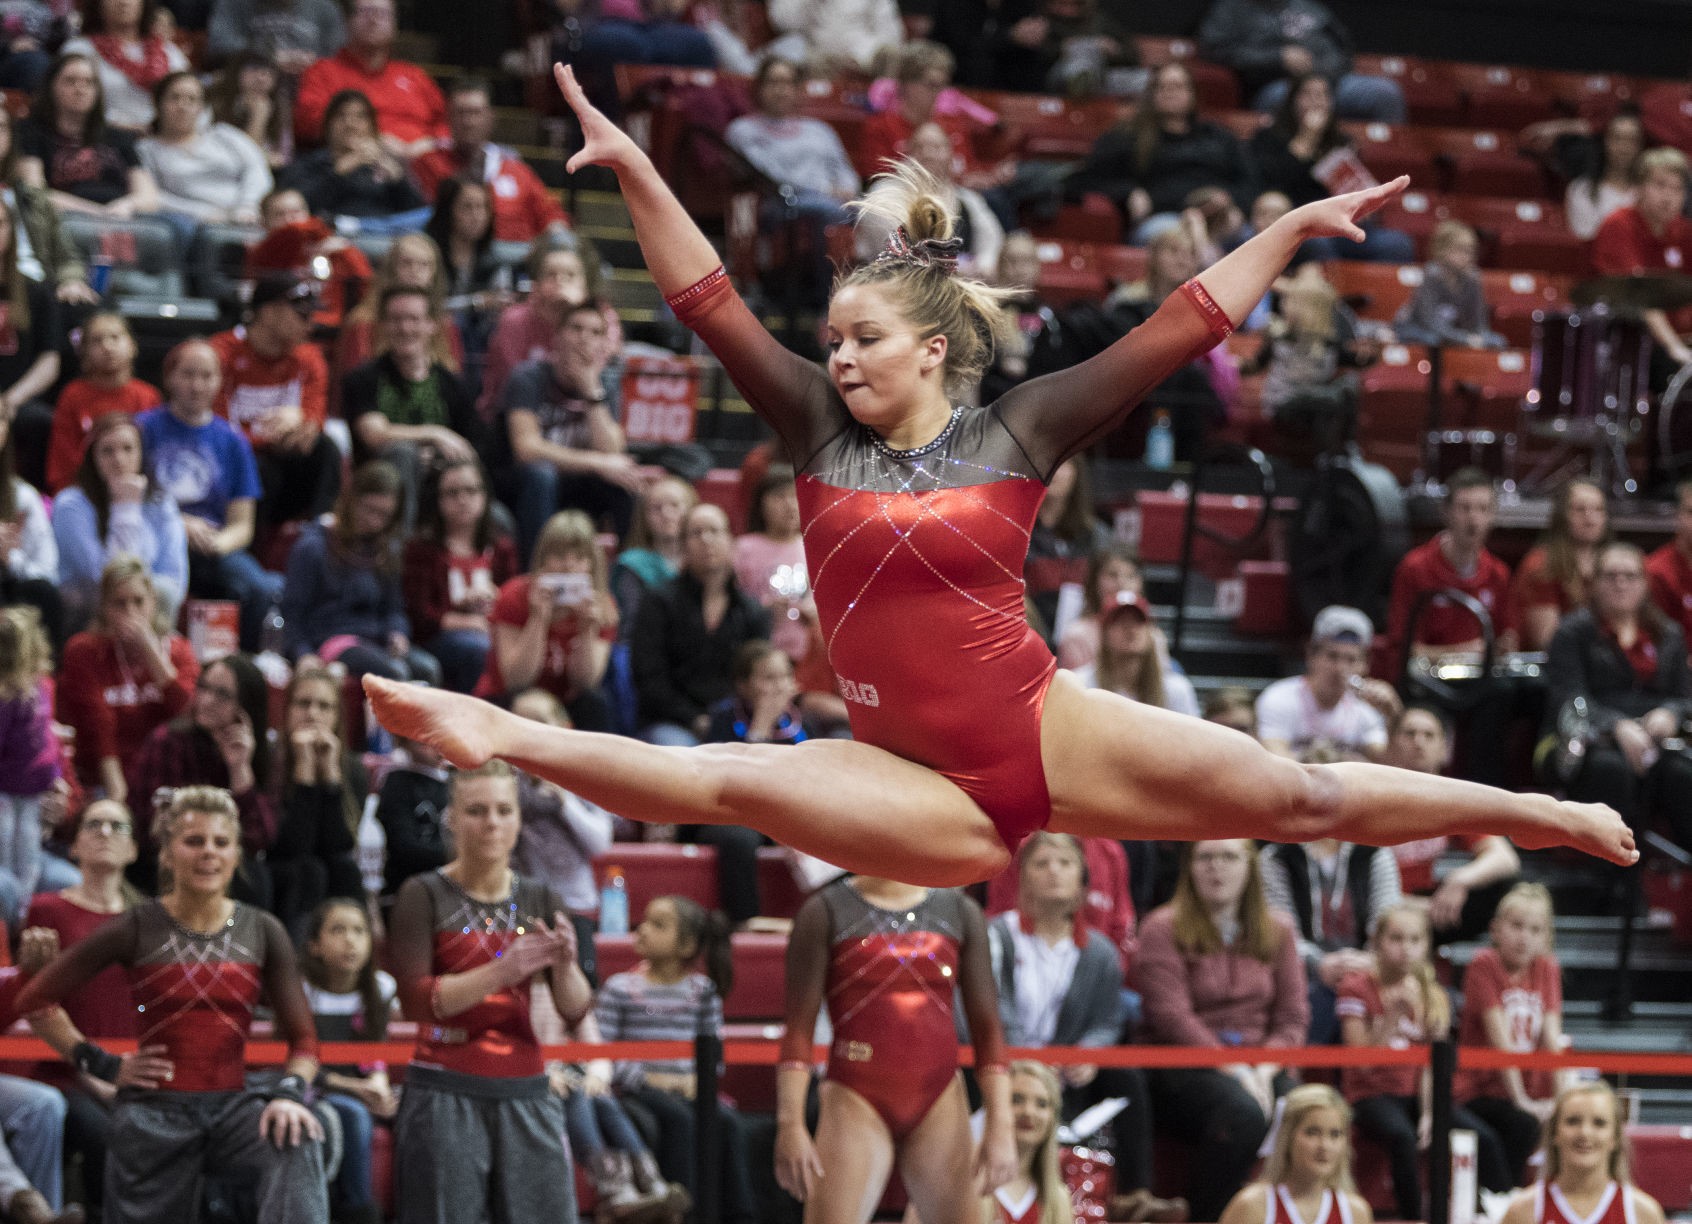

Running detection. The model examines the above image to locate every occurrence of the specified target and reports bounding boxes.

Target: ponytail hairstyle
[152,785,242,895]
[1370,901,1451,1037]
[300,897,391,1041]
[664,894,734,1000]
[841,158,1017,397]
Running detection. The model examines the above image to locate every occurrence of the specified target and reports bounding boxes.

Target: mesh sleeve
[259,911,320,1065]
[666,268,846,469]
[777,891,831,1066]
[955,894,1008,1075]
[388,875,441,1024]
[995,280,1233,480]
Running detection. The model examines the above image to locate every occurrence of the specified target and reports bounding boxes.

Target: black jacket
[1545,607,1692,736]
[1198,0,1355,96]
[1069,120,1256,216]
[630,571,772,728]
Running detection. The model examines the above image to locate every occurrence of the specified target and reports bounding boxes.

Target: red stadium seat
[1032,239,1109,305]
[1346,122,1439,188]
[1357,343,1435,448]
[755,848,812,919]
[1441,196,1584,273]
[1442,347,1533,432]
[1324,261,1426,322]
[1035,193,1122,246]
[1424,128,1549,198]
[1352,54,1465,126]
[1235,560,1291,636]
[1374,189,1443,259]
[1446,63,1556,129]
[1098,244,1148,289]
[980,91,1123,160]
[594,843,720,918]
[1483,269,1574,347]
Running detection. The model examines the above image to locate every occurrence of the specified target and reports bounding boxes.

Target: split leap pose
[365,63,1635,888]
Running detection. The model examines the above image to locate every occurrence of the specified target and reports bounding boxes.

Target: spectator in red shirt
[44,311,161,493]
[410,79,569,244]
[1384,705,1520,944]
[55,555,198,802]
[1590,147,1692,370]
[1544,540,1692,854]
[208,272,342,529]
[1512,477,1609,652]
[1637,77,1692,156]
[1386,468,1521,786]
[249,188,374,329]
[474,509,617,732]
[294,0,445,157]
[1646,477,1692,648]
[1455,882,1567,1188]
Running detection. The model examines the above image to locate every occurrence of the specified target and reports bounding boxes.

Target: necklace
[869,406,961,461]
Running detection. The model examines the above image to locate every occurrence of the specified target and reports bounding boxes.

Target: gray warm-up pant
[106,1089,328,1224]
[394,1066,575,1224]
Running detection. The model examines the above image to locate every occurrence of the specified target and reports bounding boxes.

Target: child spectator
[401,457,519,693]
[1055,543,1143,671]
[62,0,190,130]
[1395,221,1506,350]
[248,187,372,328]
[279,459,440,685]
[17,53,160,216]
[56,556,197,801]
[269,666,368,929]
[52,411,187,633]
[0,606,55,898]
[45,311,161,494]
[137,338,282,652]
[596,895,759,1224]
[1243,264,1379,444]
[476,509,616,729]
[1338,902,1497,1220]
[1513,478,1609,652]
[209,272,342,530]
[299,897,396,1224]
[1456,882,1568,1189]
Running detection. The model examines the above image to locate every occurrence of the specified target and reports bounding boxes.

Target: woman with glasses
[24,798,140,1222]
[125,653,278,905]
[1545,541,1692,852]
[1134,838,1309,1222]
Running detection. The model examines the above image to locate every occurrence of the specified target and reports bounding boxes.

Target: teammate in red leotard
[774,875,1011,1222]
[365,63,1636,890]
[1218,1084,1374,1224]
[987,1063,1075,1224]
[1499,1083,1665,1224]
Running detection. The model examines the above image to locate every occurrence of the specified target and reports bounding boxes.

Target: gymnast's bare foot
[364,676,498,769]
[1514,798,1637,866]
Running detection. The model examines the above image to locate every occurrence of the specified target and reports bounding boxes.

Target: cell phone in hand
[537,572,593,606]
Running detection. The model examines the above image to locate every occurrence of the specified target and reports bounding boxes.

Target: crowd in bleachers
[0,0,1689,1219]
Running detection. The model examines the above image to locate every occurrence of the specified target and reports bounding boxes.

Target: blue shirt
[138,406,263,528]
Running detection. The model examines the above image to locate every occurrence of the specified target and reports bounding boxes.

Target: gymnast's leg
[896,1078,983,1224]
[803,1082,898,1224]
[1040,672,1635,865]
[363,677,1010,885]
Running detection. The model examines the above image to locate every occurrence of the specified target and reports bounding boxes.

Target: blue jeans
[563,1091,648,1162]
[0,1075,65,1207]
[327,641,442,688]
[190,548,285,653]
[512,461,636,565]
[1255,74,1407,124]
[323,1093,375,1210]
[336,207,434,236]
[640,722,700,747]
[426,628,491,693]
[579,18,716,67]
[1297,225,1417,264]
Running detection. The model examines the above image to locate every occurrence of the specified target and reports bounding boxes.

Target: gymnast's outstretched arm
[996,176,1409,478]
[554,65,839,465]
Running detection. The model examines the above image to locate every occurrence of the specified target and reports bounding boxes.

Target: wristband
[267,1074,310,1106]
[72,1041,121,1084]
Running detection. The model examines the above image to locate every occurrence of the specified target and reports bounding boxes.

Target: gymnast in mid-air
[366,62,1636,888]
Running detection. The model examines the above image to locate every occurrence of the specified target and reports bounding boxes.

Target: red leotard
[781,879,1005,1140]
[670,269,1232,848]
[389,869,567,1079]
[1536,1182,1635,1224]
[15,900,317,1092]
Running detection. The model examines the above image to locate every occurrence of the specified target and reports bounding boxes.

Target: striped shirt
[595,970,722,1089]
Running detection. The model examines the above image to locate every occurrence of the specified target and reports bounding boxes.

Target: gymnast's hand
[260,1098,324,1149]
[1286,175,1409,243]
[773,1121,824,1201]
[975,1112,1018,1195]
[555,64,644,175]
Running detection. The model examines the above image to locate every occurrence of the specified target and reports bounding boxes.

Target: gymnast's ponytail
[667,894,736,1000]
[842,157,1018,396]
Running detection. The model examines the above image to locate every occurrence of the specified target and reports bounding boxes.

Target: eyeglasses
[82,818,133,837]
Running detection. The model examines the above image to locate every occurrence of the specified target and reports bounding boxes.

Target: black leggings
[1146,1068,1273,1221]
[1462,1094,1544,1189]
[1351,1093,1511,1217]
[1065,1066,1152,1192]
[620,1086,758,1224]
[1572,743,1692,851]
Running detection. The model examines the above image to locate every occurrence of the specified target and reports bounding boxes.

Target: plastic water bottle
[1145,410,1175,471]
[599,867,629,935]
[357,794,386,897]
[261,603,286,657]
